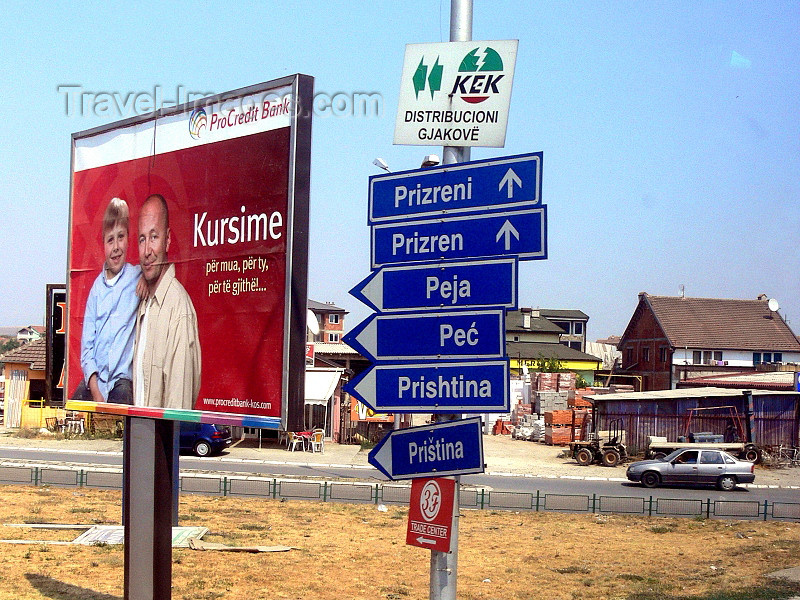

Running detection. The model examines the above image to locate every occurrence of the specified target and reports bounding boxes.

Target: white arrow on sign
[495,219,520,250]
[416,536,437,545]
[498,167,522,199]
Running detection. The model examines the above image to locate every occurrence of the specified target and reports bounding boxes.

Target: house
[618,293,800,391]
[307,300,347,344]
[538,309,589,352]
[505,308,601,383]
[0,338,47,428]
[16,326,45,343]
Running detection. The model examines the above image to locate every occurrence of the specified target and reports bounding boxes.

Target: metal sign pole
[431,3,472,600]
[124,417,176,600]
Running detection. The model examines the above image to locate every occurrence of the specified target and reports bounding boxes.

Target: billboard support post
[123,417,175,600]
[432,3,472,600]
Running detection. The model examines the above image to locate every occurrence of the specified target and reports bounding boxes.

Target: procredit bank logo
[189,108,207,139]
[412,46,507,105]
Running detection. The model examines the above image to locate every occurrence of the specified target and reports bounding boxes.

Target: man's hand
[88,373,105,403]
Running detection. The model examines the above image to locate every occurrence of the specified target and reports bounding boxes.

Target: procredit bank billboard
[66,75,312,430]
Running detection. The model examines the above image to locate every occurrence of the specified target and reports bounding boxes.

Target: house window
[713,351,722,361]
[659,347,668,363]
[642,347,650,362]
[626,348,633,363]
[693,351,701,364]
[552,320,570,333]
[327,333,340,343]
[763,352,772,363]
[569,341,581,350]
[573,322,584,335]
[774,352,783,363]
[753,352,761,365]
[329,314,340,324]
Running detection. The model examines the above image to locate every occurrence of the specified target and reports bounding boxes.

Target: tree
[534,353,563,372]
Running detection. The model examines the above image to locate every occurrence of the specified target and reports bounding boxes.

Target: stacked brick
[544,410,573,445]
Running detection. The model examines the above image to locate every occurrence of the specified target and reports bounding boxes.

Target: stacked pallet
[510,402,533,425]
[557,372,576,391]
[569,389,594,408]
[492,419,512,435]
[535,372,559,391]
[544,409,573,445]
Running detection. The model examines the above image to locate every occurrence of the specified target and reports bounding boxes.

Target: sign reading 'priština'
[394,40,518,147]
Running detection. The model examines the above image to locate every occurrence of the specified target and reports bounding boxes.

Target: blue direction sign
[369,152,542,224]
[350,258,517,313]
[345,360,509,413]
[342,310,505,362]
[368,417,485,480]
[371,207,546,268]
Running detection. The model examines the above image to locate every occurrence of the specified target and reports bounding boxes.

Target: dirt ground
[0,485,799,600]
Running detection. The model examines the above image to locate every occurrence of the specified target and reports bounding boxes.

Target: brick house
[307,300,347,344]
[618,293,800,391]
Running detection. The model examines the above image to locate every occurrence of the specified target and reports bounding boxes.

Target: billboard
[46,284,66,406]
[66,75,312,430]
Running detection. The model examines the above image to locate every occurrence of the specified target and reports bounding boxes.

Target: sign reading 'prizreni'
[394,40,518,147]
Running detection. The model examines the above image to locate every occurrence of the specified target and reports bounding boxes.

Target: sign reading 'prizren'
[394,40,518,147]
[371,207,547,268]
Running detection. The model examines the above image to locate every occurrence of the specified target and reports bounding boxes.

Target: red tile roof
[0,338,46,371]
[644,294,800,352]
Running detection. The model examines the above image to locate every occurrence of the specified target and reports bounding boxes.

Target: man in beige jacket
[133,194,201,410]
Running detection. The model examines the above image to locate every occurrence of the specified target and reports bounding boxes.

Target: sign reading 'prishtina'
[349,258,517,313]
[371,207,546,268]
[368,152,541,224]
[345,360,509,413]
[342,310,505,362]
[368,417,485,480]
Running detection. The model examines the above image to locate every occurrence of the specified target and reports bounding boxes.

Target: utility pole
[431,3,472,599]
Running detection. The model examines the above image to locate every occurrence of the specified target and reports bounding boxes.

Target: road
[1,446,797,505]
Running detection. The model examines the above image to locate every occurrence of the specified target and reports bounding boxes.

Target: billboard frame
[65,74,313,431]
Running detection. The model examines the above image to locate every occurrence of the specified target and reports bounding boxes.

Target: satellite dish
[306,309,320,335]
[768,298,780,312]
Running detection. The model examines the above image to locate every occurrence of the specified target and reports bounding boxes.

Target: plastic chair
[288,433,306,452]
[309,430,324,454]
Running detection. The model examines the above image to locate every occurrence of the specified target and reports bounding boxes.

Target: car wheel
[641,471,660,488]
[575,448,594,466]
[717,475,737,491]
[194,440,212,457]
[602,449,621,467]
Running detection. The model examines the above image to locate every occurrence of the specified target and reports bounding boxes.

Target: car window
[674,451,698,464]
[724,455,737,464]
[700,451,723,464]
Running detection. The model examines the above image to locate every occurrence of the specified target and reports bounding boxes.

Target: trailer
[646,436,760,462]
[645,405,760,462]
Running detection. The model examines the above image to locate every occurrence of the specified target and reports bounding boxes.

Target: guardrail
[1,463,798,522]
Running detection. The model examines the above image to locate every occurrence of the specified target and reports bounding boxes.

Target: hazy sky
[1,1,798,340]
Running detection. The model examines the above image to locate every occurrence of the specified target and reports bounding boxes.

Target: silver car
[626,448,755,491]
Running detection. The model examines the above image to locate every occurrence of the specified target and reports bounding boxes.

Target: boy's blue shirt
[81,262,141,399]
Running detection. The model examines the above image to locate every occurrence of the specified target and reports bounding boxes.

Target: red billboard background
[67,77,312,424]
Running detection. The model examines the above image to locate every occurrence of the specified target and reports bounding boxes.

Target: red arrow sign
[406,477,456,553]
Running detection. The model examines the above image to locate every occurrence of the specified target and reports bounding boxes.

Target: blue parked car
[179,423,232,457]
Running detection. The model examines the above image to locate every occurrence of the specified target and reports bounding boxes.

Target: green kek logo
[413,56,443,100]
[451,46,505,104]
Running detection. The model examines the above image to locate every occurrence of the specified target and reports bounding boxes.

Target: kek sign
[394,40,518,147]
